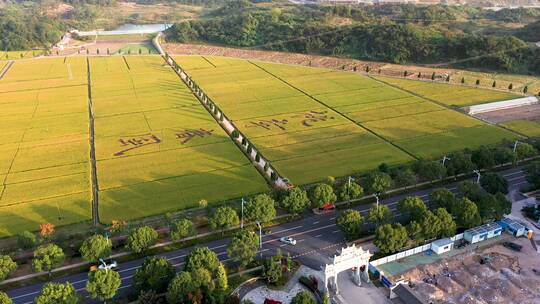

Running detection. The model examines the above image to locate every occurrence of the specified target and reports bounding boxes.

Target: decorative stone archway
[323,244,372,294]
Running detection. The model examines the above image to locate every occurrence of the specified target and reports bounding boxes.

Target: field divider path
[370,75,526,138]
[159,54,289,188]
[0,60,14,80]
[86,58,100,226]
[248,60,419,160]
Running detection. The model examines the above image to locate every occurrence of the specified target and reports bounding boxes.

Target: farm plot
[175,56,413,185]
[374,76,519,107]
[255,61,518,159]
[0,57,91,237]
[501,120,540,137]
[90,56,267,223]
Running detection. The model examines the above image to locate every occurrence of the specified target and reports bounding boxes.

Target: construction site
[387,236,540,304]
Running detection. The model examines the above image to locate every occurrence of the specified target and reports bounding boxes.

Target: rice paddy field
[89,56,267,223]
[0,57,92,237]
[174,55,518,184]
[500,120,540,137]
[374,76,519,107]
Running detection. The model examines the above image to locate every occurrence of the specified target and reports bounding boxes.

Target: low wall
[467,96,539,114]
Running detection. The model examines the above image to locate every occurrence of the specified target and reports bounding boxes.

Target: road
[6,166,529,303]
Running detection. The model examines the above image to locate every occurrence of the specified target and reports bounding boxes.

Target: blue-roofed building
[497,218,526,237]
[464,222,503,244]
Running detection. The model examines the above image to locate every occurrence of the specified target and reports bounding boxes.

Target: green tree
[429,188,456,212]
[0,291,11,304]
[0,255,16,282]
[310,183,337,208]
[413,160,446,181]
[227,230,259,267]
[17,231,36,250]
[336,209,363,240]
[32,244,65,276]
[367,204,393,227]
[391,168,417,187]
[291,291,316,304]
[476,193,511,221]
[374,224,409,255]
[471,146,495,169]
[137,291,161,304]
[35,282,79,304]
[446,152,475,176]
[166,272,196,304]
[365,171,392,194]
[480,173,509,194]
[184,247,220,273]
[209,206,239,234]
[515,143,537,160]
[525,161,540,189]
[133,257,175,294]
[263,253,282,283]
[458,180,485,202]
[245,194,276,223]
[397,196,428,221]
[86,269,121,303]
[281,188,310,214]
[407,221,423,245]
[215,263,228,291]
[170,218,196,242]
[191,267,214,290]
[493,146,515,165]
[434,208,456,237]
[338,181,364,201]
[418,211,442,240]
[454,198,482,228]
[80,235,112,262]
[126,226,158,253]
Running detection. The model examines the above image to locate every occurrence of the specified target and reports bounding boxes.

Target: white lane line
[280,244,287,247]
[315,234,322,238]
[210,244,227,250]
[269,225,303,235]
[313,221,320,225]
[514,181,528,186]
[507,176,526,182]
[503,171,523,177]
[330,217,336,220]
[332,230,341,233]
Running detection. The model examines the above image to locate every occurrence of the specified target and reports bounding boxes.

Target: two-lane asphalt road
[6,166,529,304]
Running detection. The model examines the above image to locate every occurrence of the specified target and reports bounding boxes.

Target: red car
[319,203,336,211]
[264,299,282,304]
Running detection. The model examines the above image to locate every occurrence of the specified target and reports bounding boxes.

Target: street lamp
[473,170,481,184]
[241,198,245,229]
[513,140,522,153]
[256,221,262,258]
[374,193,380,208]
[442,155,451,165]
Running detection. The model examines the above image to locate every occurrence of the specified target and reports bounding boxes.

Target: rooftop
[464,222,502,236]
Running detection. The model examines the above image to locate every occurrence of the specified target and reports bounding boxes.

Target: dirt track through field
[0,60,14,80]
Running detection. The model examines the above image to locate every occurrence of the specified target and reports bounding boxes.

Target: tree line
[165,1,540,75]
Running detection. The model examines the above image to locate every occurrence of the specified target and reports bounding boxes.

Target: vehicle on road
[319,203,336,211]
[280,236,297,245]
[93,258,118,271]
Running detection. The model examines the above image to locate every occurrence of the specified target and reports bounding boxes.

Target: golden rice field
[0,57,91,237]
[174,55,518,184]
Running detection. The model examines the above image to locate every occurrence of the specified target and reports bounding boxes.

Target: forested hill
[165,1,540,75]
[0,5,63,51]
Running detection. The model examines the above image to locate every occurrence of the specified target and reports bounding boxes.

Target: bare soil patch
[400,237,540,304]
[475,103,540,123]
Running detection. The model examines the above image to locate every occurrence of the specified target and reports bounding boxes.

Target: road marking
[269,225,303,235]
[297,239,305,243]
[313,221,320,225]
[503,171,523,177]
[330,217,336,220]
[315,234,322,238]
[332,230,341,233]
[507,176,526,182]
[210,244,227,250]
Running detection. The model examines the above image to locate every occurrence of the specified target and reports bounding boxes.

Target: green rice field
[500,120,540,137]
[374,76,519,107]
[0,57,91,237]
[175,55,518,184]
[89,56,267,223]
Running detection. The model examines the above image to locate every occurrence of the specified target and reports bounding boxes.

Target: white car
[98,258,118,271]
[280,237,297,245]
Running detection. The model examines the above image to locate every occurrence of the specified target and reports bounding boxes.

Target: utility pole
[374,193,380,208]
[256,221,262,258]
[241,198,245,229]
[513,140,522,153]
[473,170,481,184]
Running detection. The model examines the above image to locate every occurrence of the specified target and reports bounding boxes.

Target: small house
[464,222,503,244]
[497,218,526,237]
[431,238,453,255]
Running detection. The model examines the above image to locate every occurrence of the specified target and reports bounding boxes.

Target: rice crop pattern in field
[90,56,268,223]
[501,120,540,137]
[175,56,414,185]
[0,57,92,237]
[256,61,518,159]
[374,76,519,107]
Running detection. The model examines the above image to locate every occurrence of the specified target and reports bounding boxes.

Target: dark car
[502,242,522,252]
